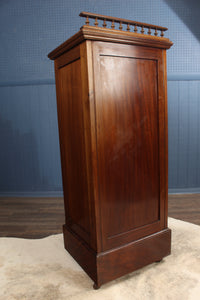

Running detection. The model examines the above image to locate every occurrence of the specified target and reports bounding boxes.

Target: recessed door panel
[93,43,164,250]
[57,58,90,240]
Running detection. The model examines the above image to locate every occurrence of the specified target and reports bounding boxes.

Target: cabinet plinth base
[63,225,171,288]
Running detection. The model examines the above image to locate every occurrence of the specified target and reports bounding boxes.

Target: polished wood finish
[55,52,92,245]
[96,229,171,287]
[48,15,173,288]
[92,42,166,251]
[79,11,168,34]
[63,223,171,288]
[48,26,173,60]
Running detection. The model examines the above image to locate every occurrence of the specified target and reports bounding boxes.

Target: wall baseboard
[0,191,64,198]
[0,189,200,197]
[167,73,200,81]
[168,188,200,194]
[0,78,55,87]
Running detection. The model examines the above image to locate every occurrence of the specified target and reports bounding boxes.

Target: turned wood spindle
[85,16,89,25]
[148,27,151,35]
[111,20,115,29]
[134,24,138,33]
[79,12,169,40]
[94,17,99,26]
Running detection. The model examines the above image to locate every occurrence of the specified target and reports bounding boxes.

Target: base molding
[96,228,171,286]
[63,225,171,288]
[63,225,97,283]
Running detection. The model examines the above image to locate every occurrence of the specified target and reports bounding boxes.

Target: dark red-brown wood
[79,11,168,33]
[92,42,167,251]
[48,21,173,288]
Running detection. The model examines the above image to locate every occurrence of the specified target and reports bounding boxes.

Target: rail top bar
[79,11,168,31]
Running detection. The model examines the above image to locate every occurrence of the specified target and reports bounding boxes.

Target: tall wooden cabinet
[48,12,173,288]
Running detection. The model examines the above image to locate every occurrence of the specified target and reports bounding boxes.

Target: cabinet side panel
[55,58,90,241]
[93,42,164,250]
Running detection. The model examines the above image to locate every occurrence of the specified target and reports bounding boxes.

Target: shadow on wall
[0,116,42,193]
[165,0,200,41]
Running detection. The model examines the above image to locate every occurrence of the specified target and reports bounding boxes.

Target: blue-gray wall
[0,0,200,196]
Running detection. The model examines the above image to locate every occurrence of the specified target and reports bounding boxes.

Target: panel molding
[169,188,200,194]
[168,73,200,81]
[0,79,55,87]
[1,188,200,197]
[0,191,64,197]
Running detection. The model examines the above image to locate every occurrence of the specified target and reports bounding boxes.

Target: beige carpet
[0,218,200,300]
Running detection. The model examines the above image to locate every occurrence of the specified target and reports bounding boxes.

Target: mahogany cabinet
[48,12,173,288]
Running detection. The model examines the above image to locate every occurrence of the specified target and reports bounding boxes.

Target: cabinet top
[48,12,173,60]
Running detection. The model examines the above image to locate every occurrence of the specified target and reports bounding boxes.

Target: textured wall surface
[0,84,61,194]
[0,0,200,195]
[168,80,200,192]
